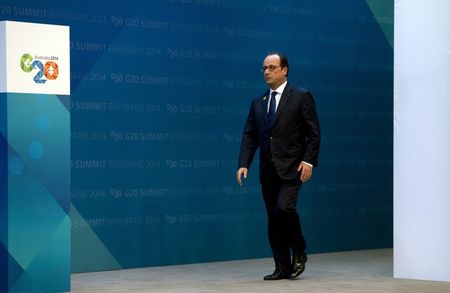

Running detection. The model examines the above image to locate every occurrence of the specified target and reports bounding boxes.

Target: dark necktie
[268,91,277,127]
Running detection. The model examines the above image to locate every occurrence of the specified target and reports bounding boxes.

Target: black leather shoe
[263,269,290,280]
[289,252,308,280]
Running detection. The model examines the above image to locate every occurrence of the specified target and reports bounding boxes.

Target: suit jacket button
[270,137,273,140]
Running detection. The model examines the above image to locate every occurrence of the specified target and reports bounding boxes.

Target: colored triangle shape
[71,205,122,272]
[24,215,70,293]
[366,0,394,48]
[8,269,43,293]
[6,249,25,292]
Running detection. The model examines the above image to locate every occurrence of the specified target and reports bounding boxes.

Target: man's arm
[300,91,321,166]
[297,91,320,183]
[237,101,259,186]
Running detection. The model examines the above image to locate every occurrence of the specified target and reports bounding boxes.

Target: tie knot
[271,91,277,98]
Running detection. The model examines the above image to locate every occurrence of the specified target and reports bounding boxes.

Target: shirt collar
[270,80,288,96]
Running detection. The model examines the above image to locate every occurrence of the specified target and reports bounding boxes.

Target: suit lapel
[260,90,270,127]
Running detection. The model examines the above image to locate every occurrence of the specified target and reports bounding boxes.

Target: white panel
[0,22,6,93]
[394,0,450,282]
[1,21,70,95]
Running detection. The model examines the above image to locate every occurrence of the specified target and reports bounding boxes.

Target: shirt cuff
[301,161,313,168]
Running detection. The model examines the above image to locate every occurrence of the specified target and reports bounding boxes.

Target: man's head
[262,52,289,90]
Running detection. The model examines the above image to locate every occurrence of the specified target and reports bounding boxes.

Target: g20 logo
[20,53,59,84]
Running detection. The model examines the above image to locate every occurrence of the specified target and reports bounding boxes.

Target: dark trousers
[260,161,306,271]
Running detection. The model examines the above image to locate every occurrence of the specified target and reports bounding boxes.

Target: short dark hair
[266,51,289,76]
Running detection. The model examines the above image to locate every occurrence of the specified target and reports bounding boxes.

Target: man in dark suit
[236,52,320,280]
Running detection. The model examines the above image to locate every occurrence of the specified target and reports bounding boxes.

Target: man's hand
[236,167,248,187]
[297,162,312,183]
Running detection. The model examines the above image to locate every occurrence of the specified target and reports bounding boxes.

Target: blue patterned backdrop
[0,0,393,273]
[1,92,71,292]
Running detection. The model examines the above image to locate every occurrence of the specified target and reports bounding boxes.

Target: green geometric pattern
[71,205,122,272]
[366,0,394,48]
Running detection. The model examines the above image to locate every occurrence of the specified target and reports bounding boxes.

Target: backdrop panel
[1,1,393,273]
[0,21,71,293]
[394,0,450,282]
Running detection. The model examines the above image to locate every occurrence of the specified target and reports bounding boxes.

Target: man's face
[262,54,287,89]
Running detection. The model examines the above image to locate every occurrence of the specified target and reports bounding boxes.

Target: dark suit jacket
[238,82,321,180]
